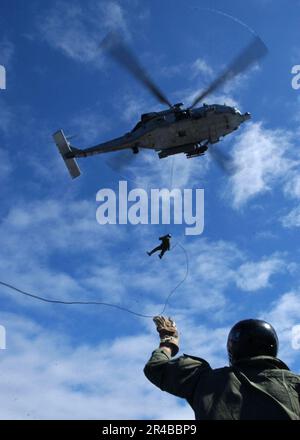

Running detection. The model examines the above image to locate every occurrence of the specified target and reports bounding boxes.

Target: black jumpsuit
[148,235,171,258]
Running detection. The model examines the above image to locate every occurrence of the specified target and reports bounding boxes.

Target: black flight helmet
[227,319,279,365]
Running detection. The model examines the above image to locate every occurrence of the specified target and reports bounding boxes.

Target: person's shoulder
[181,353,212,368]
[236,356,291,370]
[182,353,207,361]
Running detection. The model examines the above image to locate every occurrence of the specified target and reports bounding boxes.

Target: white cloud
[186,244,288,306]
[120,147,210,191]
[283,172,300,199]
[116,94,149,125]
[158,56,213,81]
[41,4,100,63]
[0,195,196,315]
[178,85,240,109]
[262,291,300,367]
[0,38,14,67]
[0,190,294,319]
[3,199,105,250]
[0,312,194,419]
[191,240,241,288]
[159,62,187,78]
[184,326,229,367]
[101,1,128,35]
[235,256,285,291]
[0,148,13,180]
[0,198,127,308]
[227,123,294,209]
[38,1,129,66]
[191,58,213,79]
[70,111,112,144]
[281,206,300,228]
[265,291,300,331]
[0,101,13,136]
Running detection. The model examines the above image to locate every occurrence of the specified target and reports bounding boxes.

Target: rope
[169,156,175,190]
[159,242,189,315]
[0,242,189,319]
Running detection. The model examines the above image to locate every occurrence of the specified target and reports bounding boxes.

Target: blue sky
[1,0,300,420]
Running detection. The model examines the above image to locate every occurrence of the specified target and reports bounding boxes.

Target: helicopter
[53,34,267,179]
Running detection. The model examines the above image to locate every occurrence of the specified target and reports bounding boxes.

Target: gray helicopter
[53,34,267,179]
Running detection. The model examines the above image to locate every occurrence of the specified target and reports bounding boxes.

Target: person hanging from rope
[144,316,300,420]
[147,234,171,259]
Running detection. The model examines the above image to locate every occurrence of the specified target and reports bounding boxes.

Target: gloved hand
[153,315,179,356]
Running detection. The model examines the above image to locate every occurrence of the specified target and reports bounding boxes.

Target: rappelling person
[147,234,171,259]
[144,316,300,420]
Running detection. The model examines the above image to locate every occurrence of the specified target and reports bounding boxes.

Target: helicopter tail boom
[53,130,81,179]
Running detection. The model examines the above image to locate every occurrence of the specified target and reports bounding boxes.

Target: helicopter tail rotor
[53,129,81,179]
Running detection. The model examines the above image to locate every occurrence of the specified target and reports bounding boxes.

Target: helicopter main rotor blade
[189,36,268,109]
[208,145,238,175]
[105,150,142,186]
[101,33,173,108]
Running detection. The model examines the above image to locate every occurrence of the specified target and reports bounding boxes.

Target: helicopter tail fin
[53,129,81,179]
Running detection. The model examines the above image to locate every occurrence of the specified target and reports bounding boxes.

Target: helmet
[227,319,278,365]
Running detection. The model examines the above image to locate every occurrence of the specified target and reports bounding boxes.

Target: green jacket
[144,348,300,420]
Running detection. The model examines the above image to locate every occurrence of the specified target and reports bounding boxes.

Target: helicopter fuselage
[53,104,250,178]
[68,103,250,160]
